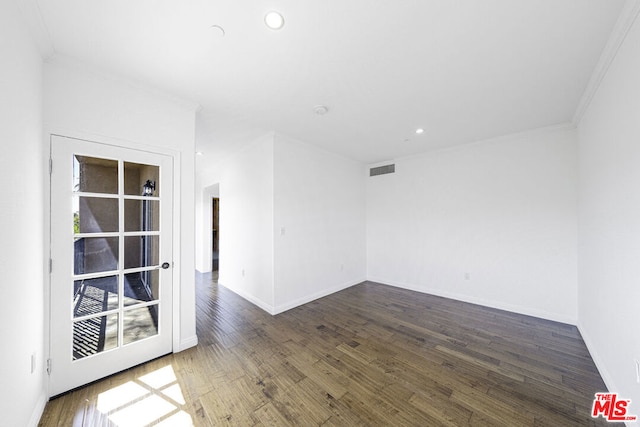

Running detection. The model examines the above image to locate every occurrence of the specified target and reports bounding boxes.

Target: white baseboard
[218,281,276,314]
[273,278,365,314]
[28,390,47,427]
[177,335,199,352]
[218,278,365,316]
[577,321,615,393]
[367,277,578,325]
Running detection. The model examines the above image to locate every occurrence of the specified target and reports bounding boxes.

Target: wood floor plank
[435,344,526,383]
[450,387,535,426]
[39,277,613,426]
[407,386,473,426]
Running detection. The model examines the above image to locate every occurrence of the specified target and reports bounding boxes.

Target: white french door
[49,135,174,396]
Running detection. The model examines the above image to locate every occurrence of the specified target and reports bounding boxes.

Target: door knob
[161,262,170,269]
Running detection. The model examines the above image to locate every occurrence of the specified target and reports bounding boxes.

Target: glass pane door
[50,136,173,396]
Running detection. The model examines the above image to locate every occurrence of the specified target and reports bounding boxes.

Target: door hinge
[46,358,52,375]
[49,158,52,175]
[49,258,52,273]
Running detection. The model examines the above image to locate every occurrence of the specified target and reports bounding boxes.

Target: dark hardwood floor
[39,273,616,426]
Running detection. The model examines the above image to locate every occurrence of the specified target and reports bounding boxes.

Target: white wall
[577,10,640,406]
[197,133,366,314]
[202,134,275,311]
[0,1,45,425]
[43,58,198,353]
[367,126,579,323]
[273,135,367,313]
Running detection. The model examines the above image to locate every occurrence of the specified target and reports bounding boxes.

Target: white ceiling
[32,0,626,164]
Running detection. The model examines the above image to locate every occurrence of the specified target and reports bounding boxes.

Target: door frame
[45,132,184,397]
[197,183,220,273]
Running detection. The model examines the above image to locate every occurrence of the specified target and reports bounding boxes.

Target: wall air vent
[369,164,395,177]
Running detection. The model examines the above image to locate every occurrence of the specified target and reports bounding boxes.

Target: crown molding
[389,122,577,164]
[15,0,55,58]
[46,55,202,113]
[572,0,640,125]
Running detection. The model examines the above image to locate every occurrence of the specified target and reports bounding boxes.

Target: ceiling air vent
[370,164,395,177]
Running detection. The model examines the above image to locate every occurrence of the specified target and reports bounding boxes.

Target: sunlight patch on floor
[92,364,193,427]
[96,382,148,413]
[108,395,175,426]
[138,365,177,389]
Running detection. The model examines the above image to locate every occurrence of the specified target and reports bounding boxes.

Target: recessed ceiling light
[265,11,285,30]
[416,128,425,135]
[196,151,204,156]
[210,25,225,37]
[313,105,329,115]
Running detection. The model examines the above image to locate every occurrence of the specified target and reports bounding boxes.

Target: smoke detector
[314,105,329,115]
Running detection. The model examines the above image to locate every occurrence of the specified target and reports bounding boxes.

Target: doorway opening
[197,183,219,275]
[212,197,219,273]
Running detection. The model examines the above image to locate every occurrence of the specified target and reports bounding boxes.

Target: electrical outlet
[464,272,470,280]
[635,359,640,383]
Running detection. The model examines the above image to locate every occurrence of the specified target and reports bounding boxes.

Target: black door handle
[161,262,170,269]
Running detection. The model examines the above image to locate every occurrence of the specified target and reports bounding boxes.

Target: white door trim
[46,133,184,397]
